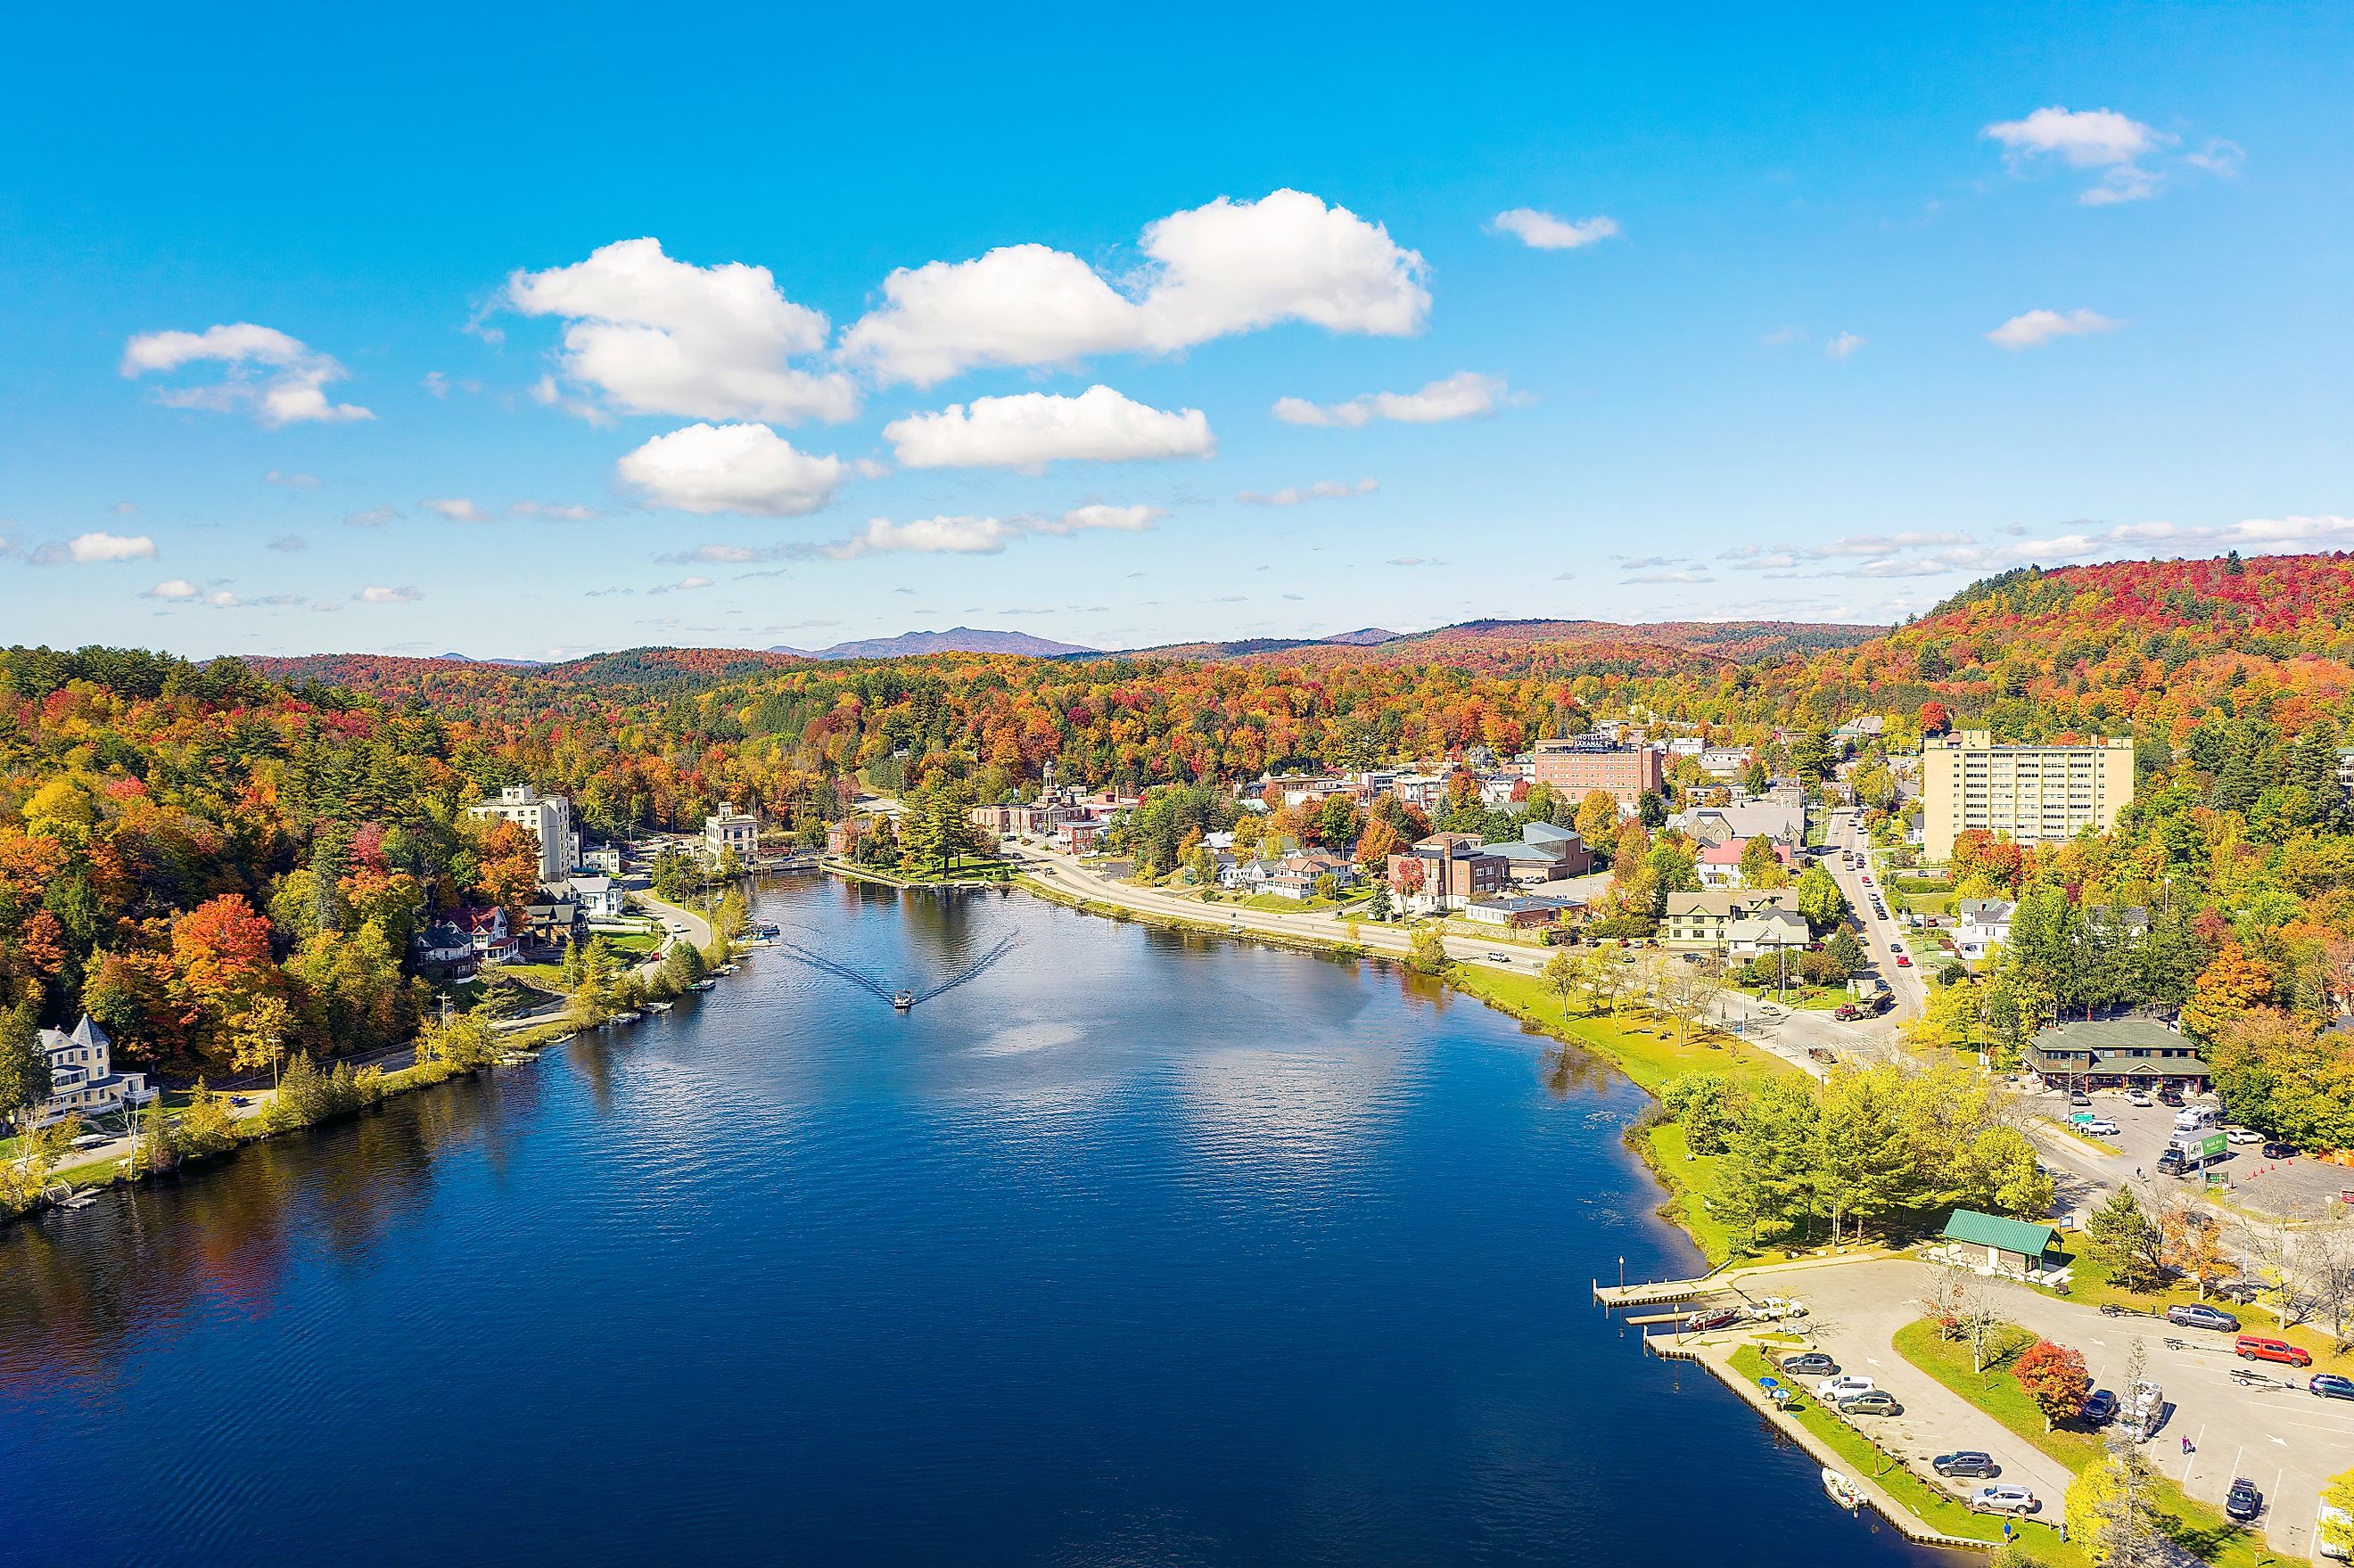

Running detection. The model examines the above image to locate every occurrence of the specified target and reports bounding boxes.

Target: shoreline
[6,891,744,1228]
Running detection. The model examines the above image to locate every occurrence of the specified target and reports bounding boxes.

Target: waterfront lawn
[1724,1345,2052,1557]
[1449,965,1795,1096]
[1239,892,1336,913]
[1648,1121,1743,1263]
[1891,1318,2277,1568]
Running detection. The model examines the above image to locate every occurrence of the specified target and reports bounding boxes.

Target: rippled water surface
[0,879,1947,1565]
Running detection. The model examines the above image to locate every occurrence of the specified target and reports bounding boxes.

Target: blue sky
[4,3,2350,659]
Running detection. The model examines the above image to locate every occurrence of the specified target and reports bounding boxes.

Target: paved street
[1825,809,1928,1021]
[1737,1256,2353,1563]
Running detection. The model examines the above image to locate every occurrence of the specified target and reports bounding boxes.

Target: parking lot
[1729,1256,2353,1562]
[2027,1087,2354,1219]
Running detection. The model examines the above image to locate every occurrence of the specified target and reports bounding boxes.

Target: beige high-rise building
[1920,731,2134,861]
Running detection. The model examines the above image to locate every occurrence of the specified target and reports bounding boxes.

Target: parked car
[2263,1141,2298,1160]
[1780,1352,1838,1377]
[1889,940,1905,954]
[1838,1390,1903,1417]
[1744,1296,1807,1321]
[2079,1389,2119,1425]
[2226,1128,2260,1145]
[1486,951,1510,963]
[1896,955,1913,967]
[2080,1117,2120,1137]
[1970,1485,2040,1515]
[2236,1334,2312,1367]
[2225,1478,2263,1523]
[2157,1088,2185,1106]
[2127,1090,2153,1107]
[2166,1303,2241,1333]
[2070,1092,2094,1107]
[2309,1373,2354,1402]
[1934,1451,2000,1478]
[1817,1374,1876,1401]
[2321,1502,2352,1562]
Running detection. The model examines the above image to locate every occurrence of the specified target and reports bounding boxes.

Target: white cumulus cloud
[144,579,202,600]
[840,189,1428,386]
[357,585,421,603]
[1824,332,1865,361]
[34,531,159,565]
[423,497,490,522]
[508,500,597,521]
[1983,106,2177,205]
[1272,371,1511,427]
[120,323,374,426]
[1490,209,1620,250]
[615,423,850,516]
[885,385,1214,472]
[1987,308,2123,350]
[506,237,858,424]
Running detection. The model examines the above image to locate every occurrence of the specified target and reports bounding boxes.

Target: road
[1824,809,1928,1021]
[1739,1255,2351,1563]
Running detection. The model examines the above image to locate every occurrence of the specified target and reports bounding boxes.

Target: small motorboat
[892,990,915,1011]
[646,1000,674,1013]
[693,979,717,991]
[1821,1468,1861,1511]
[611,1010,644,1024]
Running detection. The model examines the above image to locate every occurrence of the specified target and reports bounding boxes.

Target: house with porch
[29,1015,155,1127]
[1953,899,2015,962]
[1659,890,1798,949]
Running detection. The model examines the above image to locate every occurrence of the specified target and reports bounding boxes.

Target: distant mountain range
[769,627,1101,661]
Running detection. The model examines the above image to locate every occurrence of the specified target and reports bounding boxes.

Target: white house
[32,1015,154,1126]
[1954,899,2016,963]
[465,784,579,883]
[1727,907,1811,957]
[569,874,627,920]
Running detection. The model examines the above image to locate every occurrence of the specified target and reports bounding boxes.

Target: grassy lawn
[2029,1251,2354,1375]
[1726,1344,2055,1556]
[1649,1120,1743,1263]
[1892,1318,2288,1568]
[1239,892,1337,913]
[1447,965,1795,1096]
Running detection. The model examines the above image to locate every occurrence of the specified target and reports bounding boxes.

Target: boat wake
[772,935,1020,1011]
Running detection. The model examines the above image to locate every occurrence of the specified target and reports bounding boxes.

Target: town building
[2024,1018,2208,1093]
[1530,739,1664,809]
[1676,800,1805,849]
[465,785,579,883]
[826,817,868,858]
[30,1015,153,1126]
[412,921,475,975]
[1696,747,1753,780]
[1461,895,1571,930]
[1919,730,2136,861]
[1387,833,1509,914]
[1695,836,1795,889]
[1658,890,1799,949]
[703,803,759,864]
[522,886,583,948]
[1934,1210,2062,1281]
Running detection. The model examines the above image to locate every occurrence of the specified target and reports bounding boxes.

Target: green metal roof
[2030,1018,2187,1048]
[1940,1208,2059,1257]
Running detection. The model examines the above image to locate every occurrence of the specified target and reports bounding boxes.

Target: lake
[0,877,1948,1564]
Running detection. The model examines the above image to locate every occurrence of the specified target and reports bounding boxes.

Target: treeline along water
[0,876,1951,1565]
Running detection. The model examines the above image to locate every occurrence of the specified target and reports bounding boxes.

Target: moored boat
[1821,1468,1861,1510]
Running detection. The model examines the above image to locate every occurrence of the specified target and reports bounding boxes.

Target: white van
[2172,1104,2219,1132]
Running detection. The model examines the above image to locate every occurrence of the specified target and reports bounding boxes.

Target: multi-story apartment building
[1919,731,2134,860]
[1529,739,1664,809]
[465,784,579,883]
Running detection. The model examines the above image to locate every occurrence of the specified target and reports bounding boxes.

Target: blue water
[0,879,1947,1564]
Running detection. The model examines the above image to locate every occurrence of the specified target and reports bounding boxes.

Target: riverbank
[5,889,746,1228]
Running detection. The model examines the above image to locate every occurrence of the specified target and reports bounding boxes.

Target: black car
[2166,1302,2241,1333]
[2079,1389,2119,1425]
[1934,1451,2000,1478]
[2263,1141,2297,1160]
[2225,1478,2262,1523]
[2312,1374,2354,1402]
[1781,1352,1839,1377]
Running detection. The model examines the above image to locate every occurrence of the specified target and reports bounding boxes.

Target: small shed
[1939,1209,2060,1277]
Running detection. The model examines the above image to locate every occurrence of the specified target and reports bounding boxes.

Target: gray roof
[1522,820,1579,845]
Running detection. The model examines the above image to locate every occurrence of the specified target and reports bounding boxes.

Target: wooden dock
[1593,1276,1732,1309]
